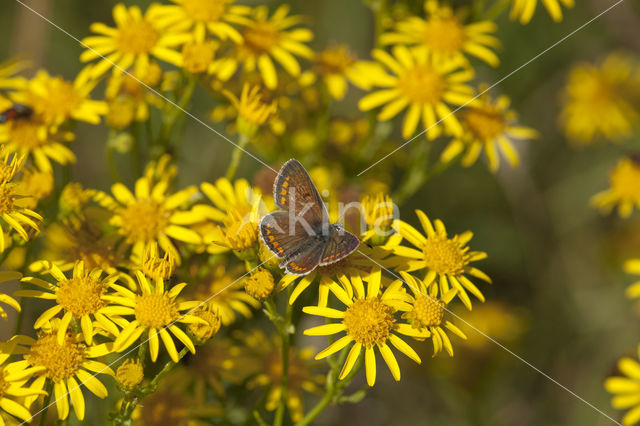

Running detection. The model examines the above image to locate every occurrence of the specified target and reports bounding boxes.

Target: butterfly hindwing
[259,211,309,259]
[319,227,360,266]
[273,159,326,225]
[283,241,325,275]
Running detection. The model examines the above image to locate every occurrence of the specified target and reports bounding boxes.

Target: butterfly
[259,159,359,276]
[0,103,33,124]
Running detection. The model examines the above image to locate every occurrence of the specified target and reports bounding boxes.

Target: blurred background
[2,0,640,425]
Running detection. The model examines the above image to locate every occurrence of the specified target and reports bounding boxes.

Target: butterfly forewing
[273,159,327,226]
[320,228,360,266]
[260,211,309,259]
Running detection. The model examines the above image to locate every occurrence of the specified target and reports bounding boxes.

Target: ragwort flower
[81,3,189,79]
[16,261,121,345]
[313,45,376,100]
[605,344,640,425]
[303,269,422,386]
[105,271,204,362]
[217,4,314,89]
[13,320,113,421]
[381,0,500,67]
[592,158,640,218]
[440,87,538,172]
[511,0,575,24]
[358,45,474,139]
[0,271,21,321]
[391,210,490,309]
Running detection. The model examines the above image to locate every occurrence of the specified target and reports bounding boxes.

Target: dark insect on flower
[0,103,33,124]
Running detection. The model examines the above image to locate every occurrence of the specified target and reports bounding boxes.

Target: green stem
[225,134,250,180]
[106,146,120,183]
[273,291,293,426]
[156,74,198,155]
[295,347,363,426]
[38,380,54,426]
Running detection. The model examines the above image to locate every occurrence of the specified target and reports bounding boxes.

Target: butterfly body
[260,159,359,275]
[0,103,33,124]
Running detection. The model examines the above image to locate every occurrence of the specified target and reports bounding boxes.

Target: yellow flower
[181,39,218,74]
[148,0,249,42]
[0,149,24,185]
[440,87,538,172]
[13,320,113,421]
[81,3,190,79]
[0,119,75,172]
[360,192,395,243]
[189,264,260,325]
[510,0,574,24]
[0,271,21,321]
[624,259,640,301]
[14,168,54,209]
[13,68,107,130]
[105,271,203,362]
[35,215,126,272]
[391,210,490,310]
[198,178,264,253]
[223,83,277,138]
[381,0,500,67]
[358,45,474,139]
[0,59,27,95]
[303,269,421,387]
[0,181,42,252]
[560,53,640,145]
[243,268,274,299]
[605,344,640,425]
[241,330,324,423]
[140,243,176,281]
[398,272,466,356]
[279,240,399,307]
[313,45,376,100]
[17,261,123,345]
[93,174,202,262]
[217,4,314,89]
[592,158,640,218]
[0,338,47,424]
[187,308,221,342]
[59,182,94,215]
[115,358,144,390]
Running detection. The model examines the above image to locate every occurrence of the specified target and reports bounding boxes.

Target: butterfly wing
[260,211,309,259]
[273,159,327,225]
[282,242,325,276]
[319,227,360,266]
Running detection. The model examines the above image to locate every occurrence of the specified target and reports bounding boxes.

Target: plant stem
[156,73,198,155]
[38,380,53,426]
[225,134,250,180]
[106,146,120,183]
[295,346,363,426]
[273,291,293,426]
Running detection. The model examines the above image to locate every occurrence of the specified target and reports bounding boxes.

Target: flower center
[0,184,15,215]
[611,161,640,199]
[116,359,144,390]
[315,46,355,75]
[188,309,221,341]
[182,0,226,22]
[32,78,80,122]
[116,19,159,55]
[9,121,46,149]
[222,211,258,250]
[25,333,84,383]
[343,298,395,348]
[422,235,468,275]
[135,294,179,328]
[119,200,169,243]
[463,106,506,140]
[422,17,465,54]
[397,66,446,105]
[182,41,216,74]
[243,23,280,54]
[410,295,444,328]
[56,276,107,317]
[243,269,274,299]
